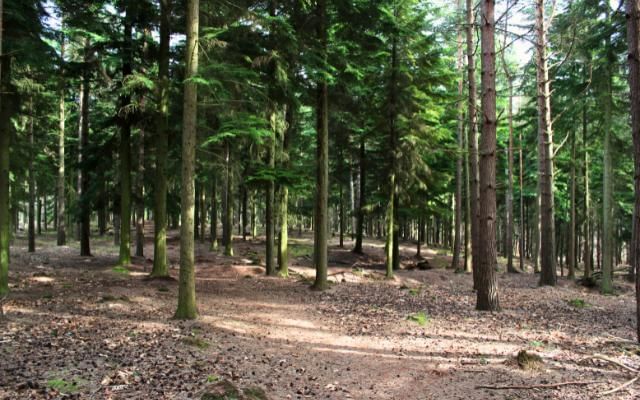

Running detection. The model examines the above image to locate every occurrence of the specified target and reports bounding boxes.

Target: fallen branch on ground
[579,354,640,396]
[476,380,605,390]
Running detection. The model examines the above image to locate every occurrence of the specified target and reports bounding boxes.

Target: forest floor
[1,227,639,400]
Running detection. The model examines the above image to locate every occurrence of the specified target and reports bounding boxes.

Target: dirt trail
[1,229,639,399]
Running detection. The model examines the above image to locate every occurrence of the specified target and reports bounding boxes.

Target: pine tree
[175,0,199,320]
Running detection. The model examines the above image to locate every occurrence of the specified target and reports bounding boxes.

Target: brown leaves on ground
[0,232,639,399]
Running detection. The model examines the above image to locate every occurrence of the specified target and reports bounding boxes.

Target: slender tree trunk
[466,0,480,287]
[242,185,248,241]
[199,184,206,243]
[625,0,640,341]
[151,0,171,277]
[135,125,145,258]
[452,0,464,270]
[79,39,91,257]
[266,114,276,276]
[175,0,199,320]
[354,139,365,253]
[583,68,592,280]
[535,0,556,286]
[210,175,218,251]
[0,5,9,296]
[476,0,500,311]
[28,99,35,253]
[223,140,234,256]
[118,15,133,266]
[278,106,293,277]
[602,34,615,293]
[568,121,576,279]
[501,5,516,273]
[313,0,329,290]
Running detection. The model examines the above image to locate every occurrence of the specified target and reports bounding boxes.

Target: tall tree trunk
[28,98,35,253]
[0,2,9,296]
[625,0,640,341]
[501,4,516,273]
[567,121,577,279]
[135,125,145,258]
[79,39,91,257]
[118,15,133,266]
[536,0,556,286]
[452,0,464,270]
[242,185,248,241]
[601,33,615,293]
[175,0,199,320]
[278,105,293,277]
[583,68,592,280]
[223,140,234,256]
[151,0,171,277]
[476,0,500,311]
[354,139,365,253]
[313,0,329,290]
[210,175,218,251]
[265,114,276,276]
[466,0,480,287]
[385,28,399,278]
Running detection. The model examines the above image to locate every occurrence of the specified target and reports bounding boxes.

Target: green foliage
[111,266,130,276]
[46,378,83,393]
[567,298,590,309]
[407,311,430,326]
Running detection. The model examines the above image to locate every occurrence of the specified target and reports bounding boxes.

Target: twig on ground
[580,354,640,374]
[476,380,605,390]
[600,376,639,396]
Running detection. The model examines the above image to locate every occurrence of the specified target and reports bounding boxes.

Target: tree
[536,0,556,287]
[57,31,66,247]
[466,0,480,286]
[312,0,329,291]
[475,0,500,311]
[175,0,199,320]
[151,0,171,277]
[626,0,640,341]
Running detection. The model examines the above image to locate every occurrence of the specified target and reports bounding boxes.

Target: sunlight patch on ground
[29,276,55,283]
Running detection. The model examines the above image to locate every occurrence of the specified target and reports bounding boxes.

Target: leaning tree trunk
[476,0,500,311]
[312,0,329,291]
[466,0,480,287]
[535,0,556,286]
[175,0,199,320]
[151,0,171,277]
[625,0,640,341]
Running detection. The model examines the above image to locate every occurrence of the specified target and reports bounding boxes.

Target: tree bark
[452,0,464,270]
[466,0,480,287]
[135,124,145,258]
[223,140,234,256]
[151,0,171,277]
[476,0,500,311]
[265,114,276,276]
[625,0,640,341]
[175,0,199,320]
[354,139,365,253]
[535,0,556,286]
[0,2,10,295]
[79,38,91,257]
[601,28,615,293]
[28,98,35,253]
[118,14,133,266]
[210,175,218,251]
[313,0,329,290]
